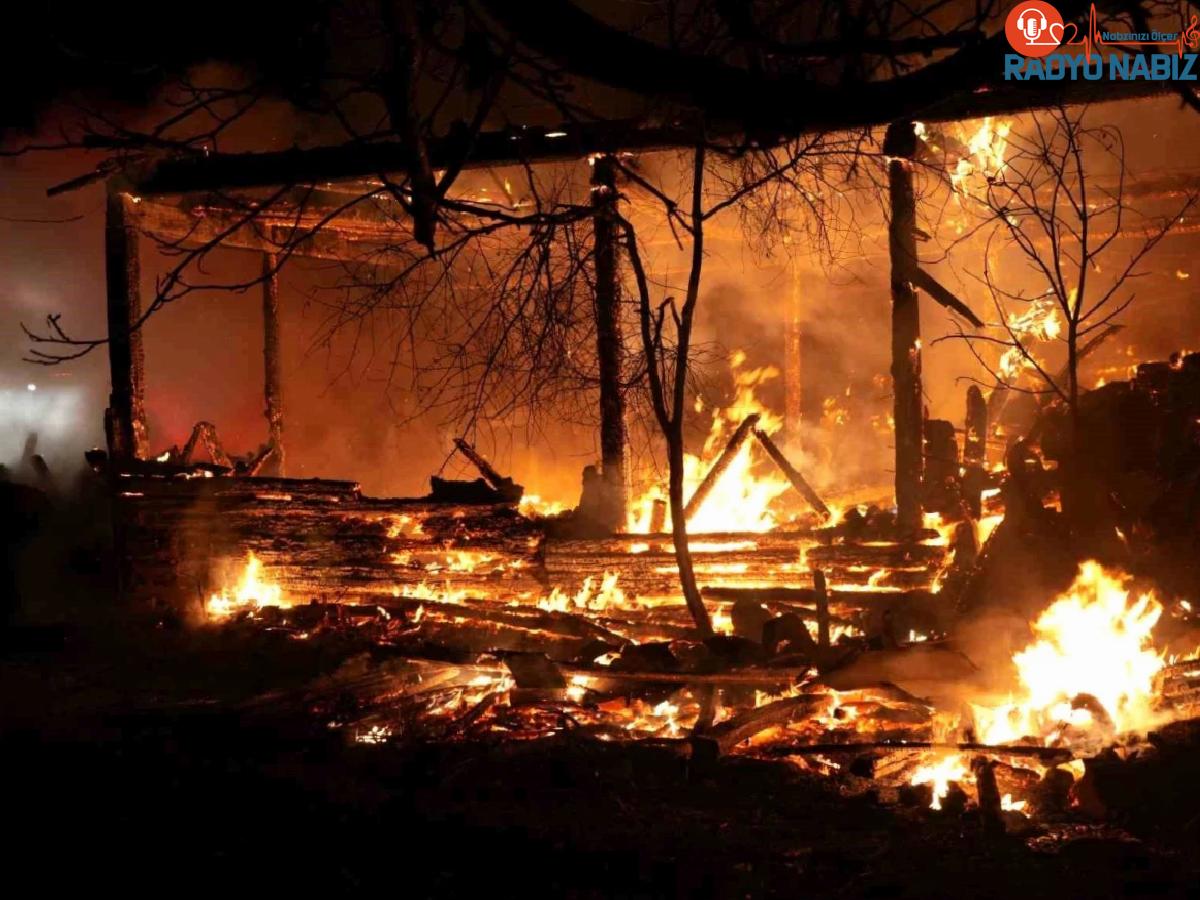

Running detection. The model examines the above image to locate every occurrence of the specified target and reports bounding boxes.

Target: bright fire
[974,562,1167,747]
[1007,296,1062,343]
[628,351,791,534]
[519,494,568,518]
[949,117,1011,195]
[910,754,969,810]
[909,754,1028,813]
[207,552,288,619]
[538,572,626,613]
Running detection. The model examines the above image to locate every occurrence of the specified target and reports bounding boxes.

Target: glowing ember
[207,552,288,619]
[354,724,393,744]
[909,755,1029,814]
[821,393,850,427]
[974,562,1167,747]
[393,582,471,604]
[1001,794,1027,814]
[538,572,626,613]
[424,550,507,574]
[624,698,684,736]
[519,494,568,518]
[922,511,957,547]
[689,540,759,553]
[711,605,734,635]
[387,515,425,539]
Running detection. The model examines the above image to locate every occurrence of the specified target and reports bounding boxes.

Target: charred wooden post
[261,254,285,476]
[754,427,831,519]
[971,756,1006,837]
[952,519,979,569]
[961,385,988,518]
[813,568,830,649]
[104,186,148,461]
[964,385,987,466]
[591,154,628,532]
[961,466,987,521]
[683,413,760,522]
[885,121,923,535]
[648,497,667,533]
[923,419,958,513]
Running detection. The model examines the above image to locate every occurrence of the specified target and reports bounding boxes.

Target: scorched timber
[114,473,544,611]
[543,533,947,597]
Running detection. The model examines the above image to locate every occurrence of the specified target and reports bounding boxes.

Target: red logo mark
[1005,1,1065,57]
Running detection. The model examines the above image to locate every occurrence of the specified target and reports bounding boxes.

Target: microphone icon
[1018,8,1050,43]
[1006,1,1064,56]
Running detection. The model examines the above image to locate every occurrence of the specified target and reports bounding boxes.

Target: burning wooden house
[9,0,1200,892]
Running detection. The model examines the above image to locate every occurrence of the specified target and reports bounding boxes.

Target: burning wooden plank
[682,413,760,523]
[751,427,831,519]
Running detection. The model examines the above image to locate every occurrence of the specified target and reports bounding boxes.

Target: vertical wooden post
[963,385,987,466]
[104,187,148,462]
[885,121,923,535]
[648,499,667,534]
[813,569,830,649]
[591,154,627,531]
[784,256,803,456]
[962,384,988,519]
[261,253,285,476]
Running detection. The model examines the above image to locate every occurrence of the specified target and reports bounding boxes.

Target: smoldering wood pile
[108,466,1200,839]
[114,471,544,615]
[97,350,1200,847]
[113,456,953,639]
[544,532,944,596]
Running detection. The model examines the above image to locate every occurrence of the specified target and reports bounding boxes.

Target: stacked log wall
[114,473,545,615]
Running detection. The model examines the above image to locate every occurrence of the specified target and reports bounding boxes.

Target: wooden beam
[752,427,831,519]
[262,254,285,476]
[133,196,390,261]
[963,385,987,466]
[126,84,1172,200]
[132,121,710,197]
[886,121,923,535]
[105,189,148,460]
[912,267,983,328]
[592,154,628,531]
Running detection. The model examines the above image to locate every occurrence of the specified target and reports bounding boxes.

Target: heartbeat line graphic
[1064,4,1200,59]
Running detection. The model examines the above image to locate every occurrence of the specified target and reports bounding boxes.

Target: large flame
[997,295,1062,385]
[949,117,1011,195]
[975,562,1166,747]
[628,351,791,533]
[207,552,288,619]
[1007,296,1063,343]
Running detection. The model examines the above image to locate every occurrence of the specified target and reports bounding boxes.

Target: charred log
[752,427,831,519]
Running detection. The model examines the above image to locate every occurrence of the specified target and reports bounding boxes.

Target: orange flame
[974,562,1167,747]
[628,351,791,533]
[207,552,287,619]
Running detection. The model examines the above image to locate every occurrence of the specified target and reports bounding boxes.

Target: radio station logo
[1003,2,1200,80]
[1005,1,1065,57]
